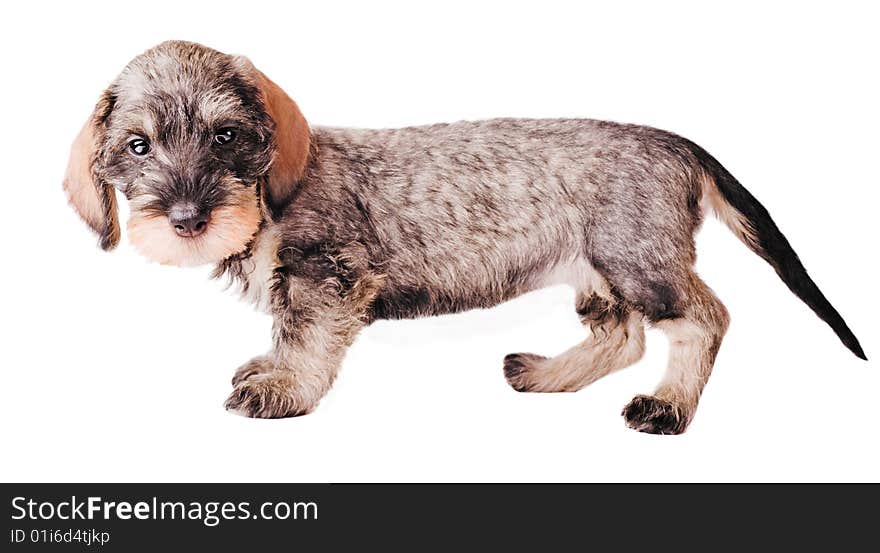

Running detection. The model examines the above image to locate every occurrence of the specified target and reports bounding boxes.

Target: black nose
[169,203,211,238]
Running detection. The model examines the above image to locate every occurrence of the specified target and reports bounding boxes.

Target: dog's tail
[688,141,866,360]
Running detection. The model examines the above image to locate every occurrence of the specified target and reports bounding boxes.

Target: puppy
[64,40,865,434]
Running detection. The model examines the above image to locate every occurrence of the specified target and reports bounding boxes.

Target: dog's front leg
[225,270,382,419]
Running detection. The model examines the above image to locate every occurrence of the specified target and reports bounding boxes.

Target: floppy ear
[236,57,310,210]
[63,91,120,250]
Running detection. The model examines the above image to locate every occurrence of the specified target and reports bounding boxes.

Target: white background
[1,1,877,482]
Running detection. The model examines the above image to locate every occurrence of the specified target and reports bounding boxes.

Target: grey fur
[221,120,725,432]
[285,120,703,322]
[65,41,864,434]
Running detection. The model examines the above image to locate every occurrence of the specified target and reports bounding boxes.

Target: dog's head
[63,40,309,266]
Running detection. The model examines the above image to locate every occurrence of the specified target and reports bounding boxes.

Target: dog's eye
[128,138,150,156]
[214,128,237,146]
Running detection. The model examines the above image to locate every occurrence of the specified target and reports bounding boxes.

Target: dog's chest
[234,227,280,313]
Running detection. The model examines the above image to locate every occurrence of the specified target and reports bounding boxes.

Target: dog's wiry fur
[65,41,866,434]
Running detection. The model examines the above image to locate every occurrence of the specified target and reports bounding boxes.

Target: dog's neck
[212,219,281,312]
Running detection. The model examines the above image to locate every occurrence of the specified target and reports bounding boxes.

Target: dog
[63,40,866,434]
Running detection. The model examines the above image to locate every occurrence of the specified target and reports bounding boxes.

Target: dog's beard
[127,187,262,267]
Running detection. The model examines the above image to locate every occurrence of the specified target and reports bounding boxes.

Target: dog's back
[297,119,703,320]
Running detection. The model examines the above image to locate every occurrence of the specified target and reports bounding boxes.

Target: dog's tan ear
[257,71,311,208]
[235,56,310,210]
[63,91,120,250]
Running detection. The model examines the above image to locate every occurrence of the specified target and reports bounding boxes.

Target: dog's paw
[231,355,274,386]
[225,371,316,419]
[622,395,690,435]
[502,353,549,392]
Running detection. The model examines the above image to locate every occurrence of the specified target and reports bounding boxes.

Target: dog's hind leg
[503,291,646,393]
[621,271,729,434]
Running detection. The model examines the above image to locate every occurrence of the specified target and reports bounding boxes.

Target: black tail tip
[843,335,867,361]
